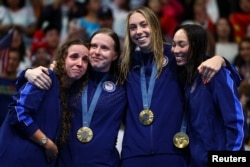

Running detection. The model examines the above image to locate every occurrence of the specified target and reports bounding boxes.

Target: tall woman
[119,6,226,167]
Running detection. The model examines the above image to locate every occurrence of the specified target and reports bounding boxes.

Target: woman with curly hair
[21,28,127,167]
[56,28,127,167]
[0,39,89,167]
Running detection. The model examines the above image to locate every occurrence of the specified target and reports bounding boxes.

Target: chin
[70,74,82,79]
[76,75,84,79]
[177,62,185,66]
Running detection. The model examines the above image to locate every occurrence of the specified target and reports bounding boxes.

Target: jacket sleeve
[8,77,49,138]
[15,68,30,91]
[212,68,245,150]
[224,57,242,87]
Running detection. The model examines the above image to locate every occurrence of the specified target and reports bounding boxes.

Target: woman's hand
[25,66,52,90]
[30,130,58,162]
[44,139,58,162]
[198,55,226,84]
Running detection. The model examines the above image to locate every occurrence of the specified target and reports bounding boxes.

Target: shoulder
[48,70,58,81]
[78,17,88,25]
[163,43,172,52]
[209,67,235,88]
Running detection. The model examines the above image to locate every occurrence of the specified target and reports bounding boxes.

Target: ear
[112,53,118,61]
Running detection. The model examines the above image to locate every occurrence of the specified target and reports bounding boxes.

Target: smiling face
[89,33,118,72]
[171,29,189,66]
[128,12,153,53]
[64,44,89,82]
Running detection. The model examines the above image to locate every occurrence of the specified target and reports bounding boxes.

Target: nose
[171,46,178,54]
[93,46,101,55]
[136,26,143,34]
[76,58,84,67]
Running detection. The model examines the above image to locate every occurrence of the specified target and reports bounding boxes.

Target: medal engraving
[139,109,154,125]
[173,132,189,149]
[77,127,93,143]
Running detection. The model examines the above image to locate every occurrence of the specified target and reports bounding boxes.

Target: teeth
[137,37,144,41]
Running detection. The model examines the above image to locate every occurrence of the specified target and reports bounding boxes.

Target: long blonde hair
[119,6,166,84]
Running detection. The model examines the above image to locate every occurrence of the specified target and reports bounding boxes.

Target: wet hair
[174,24,207,85]
[56,39,89,146]
[120,6,166,83]
[89,28,121,79]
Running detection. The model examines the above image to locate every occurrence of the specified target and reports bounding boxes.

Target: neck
[92,66,110,73]
[61,75,74,88]
[84,13,98,22]
[218,37,229,43]
[140,45,153,54]
[9,5,20,12]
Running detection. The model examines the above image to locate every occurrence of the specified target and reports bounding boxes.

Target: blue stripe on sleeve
[15,84,34,126]
[226,71,245,150]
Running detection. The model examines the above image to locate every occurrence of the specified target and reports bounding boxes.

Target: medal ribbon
[140,60,157,110]
[81,73,109,127]
[180,109,188,133]
[180,86,190,133]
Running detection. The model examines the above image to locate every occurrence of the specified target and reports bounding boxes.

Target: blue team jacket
[0,77,17,126]
[57,70,127,167]
[0,70,61,167]
[187,68,245,167]
[121,44,187,164]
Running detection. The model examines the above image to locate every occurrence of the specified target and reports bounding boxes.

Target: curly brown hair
[54,39,89,146]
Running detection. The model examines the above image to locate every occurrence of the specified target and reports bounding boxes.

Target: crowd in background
[0,0,250,150]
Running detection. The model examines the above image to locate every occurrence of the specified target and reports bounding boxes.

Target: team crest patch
[103,81,116,92]
[162,55,169,67]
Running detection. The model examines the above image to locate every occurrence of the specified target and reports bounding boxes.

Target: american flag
[0,28,14,73]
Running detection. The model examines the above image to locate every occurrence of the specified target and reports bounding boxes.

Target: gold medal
[77,127,93,143]
[139,109,154,125]
[173,132,189,149]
